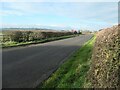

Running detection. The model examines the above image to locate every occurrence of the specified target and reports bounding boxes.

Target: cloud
[1,2,118,20]
[1,2,118,30]
[0,10,24,16]
[1,2,50,16]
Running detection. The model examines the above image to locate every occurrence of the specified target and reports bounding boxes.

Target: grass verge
[40,35,96,88]
[1,35,77,48]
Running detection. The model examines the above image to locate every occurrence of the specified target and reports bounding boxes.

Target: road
[2,34,93,88]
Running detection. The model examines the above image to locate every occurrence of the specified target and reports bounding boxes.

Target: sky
[0,0,118,31]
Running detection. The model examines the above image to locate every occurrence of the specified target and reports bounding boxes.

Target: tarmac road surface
[2,34,93,88]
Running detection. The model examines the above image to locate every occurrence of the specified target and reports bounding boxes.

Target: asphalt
[2,34,93,88]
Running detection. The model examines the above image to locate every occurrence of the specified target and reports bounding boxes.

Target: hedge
[88,25,120,88]
[2,30,74,43]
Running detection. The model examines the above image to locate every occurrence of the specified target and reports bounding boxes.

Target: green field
[40,35,96,88]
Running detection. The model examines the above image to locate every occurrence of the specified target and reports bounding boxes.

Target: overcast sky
[0,0,118,31]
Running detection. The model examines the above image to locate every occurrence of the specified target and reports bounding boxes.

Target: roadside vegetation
[88,25,120,88]
[1,30,81,48]
[40,35,96,88]
[40,25,119,88]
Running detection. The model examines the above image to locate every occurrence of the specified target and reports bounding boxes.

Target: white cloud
[1,2,118,20]
[1,2,38,16]
[0,10,24,16]
[1,1,118,30]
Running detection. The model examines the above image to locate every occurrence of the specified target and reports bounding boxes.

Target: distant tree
[78,30,82,34]
[74,31,77,34]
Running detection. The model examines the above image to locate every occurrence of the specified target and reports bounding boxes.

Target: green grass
[40,35,96,88]
[1,35,77,48]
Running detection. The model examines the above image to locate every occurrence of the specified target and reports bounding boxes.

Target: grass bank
[1,35,77,48]
[40,35,96,88]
